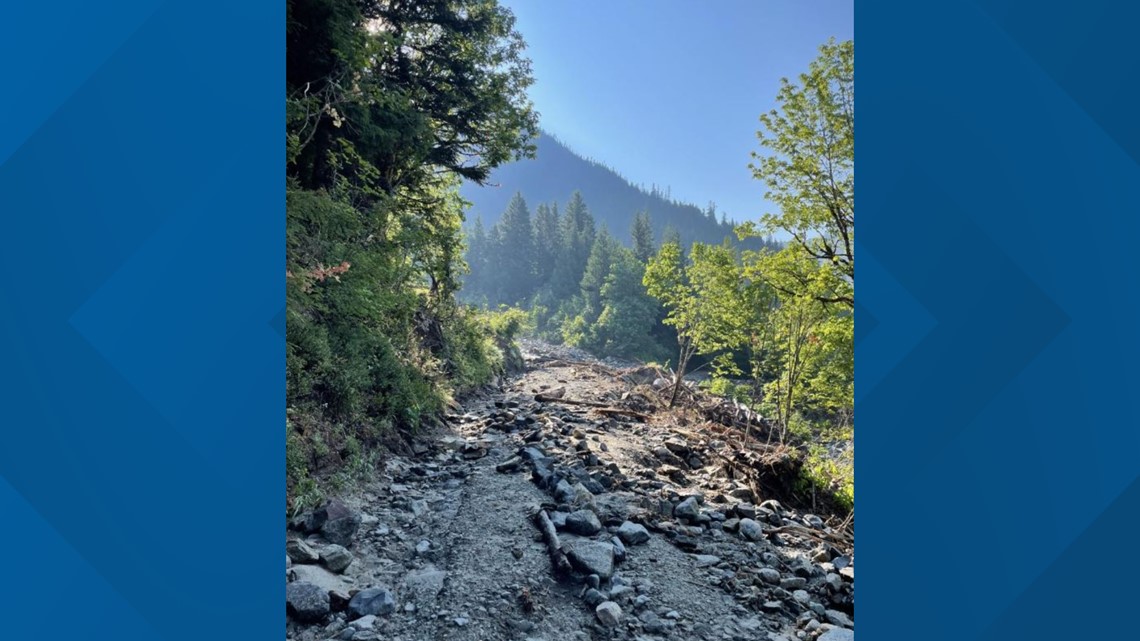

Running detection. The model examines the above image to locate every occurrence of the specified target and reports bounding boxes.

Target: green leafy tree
[644,240,748,407]
[744,38,853,308]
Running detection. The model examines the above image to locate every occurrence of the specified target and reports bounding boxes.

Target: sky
[501,0,853,224]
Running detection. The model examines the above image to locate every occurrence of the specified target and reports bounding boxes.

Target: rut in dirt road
[286,341,855,641]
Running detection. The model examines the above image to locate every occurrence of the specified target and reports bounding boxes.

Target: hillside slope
[460,132,769,249]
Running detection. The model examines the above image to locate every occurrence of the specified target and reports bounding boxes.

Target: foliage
[286,0,537,509]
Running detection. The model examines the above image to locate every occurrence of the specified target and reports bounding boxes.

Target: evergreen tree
[580,226,618,320]
[631,210,655,263]
[550,191,596,298]
[494,192,537,304]
[593,247,661,359]
[463,216,489,300]
[532,202,562,286]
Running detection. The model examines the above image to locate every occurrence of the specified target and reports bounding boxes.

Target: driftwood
[767,523,854,548]
[533,509,572,576]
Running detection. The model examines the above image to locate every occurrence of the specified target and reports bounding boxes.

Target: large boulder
[286,582,329,622]
[616,521,650,545]
[565,539,615,579]
[318,500,361,546]
[565,510,602,536]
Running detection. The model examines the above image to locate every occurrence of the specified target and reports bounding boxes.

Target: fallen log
[533,509,572,577]
[534,393,610,407]
[592,407,651,422]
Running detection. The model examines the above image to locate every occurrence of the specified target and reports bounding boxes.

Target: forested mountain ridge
[460,131,773,251]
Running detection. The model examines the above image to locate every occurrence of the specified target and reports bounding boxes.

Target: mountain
[460,132,770,250]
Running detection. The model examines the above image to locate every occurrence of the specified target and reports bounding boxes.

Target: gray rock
[736,503,757,519]
[415,540,431,555]
[818,627,855,641]
[595,601,623,626]
[674,496,701,521]
[616,521,650,545]
[319,500,362,546]
[758,568,781,584]
[692,554,720,568]
[611,536,627,564]
[351,615,378,630]
[738,518,764,541]
[320,544,353,573]
[780,577,807,590]
[286,554,292,569]
[404,566,447,598]
[565,510,602,535]
[286,582,329,622]
[291,564,352,594]
[287,538,321,564]
[583,588,606,607]
[640,610,667,634]
[825,609,854,628]
[793,589,811,604]
[347,587,396,619]
[565,540,615,579]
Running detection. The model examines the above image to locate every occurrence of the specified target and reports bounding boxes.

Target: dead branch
[533,509,572,577]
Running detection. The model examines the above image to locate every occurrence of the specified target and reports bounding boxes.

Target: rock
[496,456,524,473]
[287,538,321,564]
[319,500,362,546]
[611,536,627,564]
[692,554,720,568]
[329,589,351,612]
[780,577,807,590]
[565,510,602,536]
[583,588,606,607]
[416,540,431,555]
[351,615,377,630]
[404,566,447,598]
[738,518,764,541]
[674,496,701,521]
[565,540,615,579]
[758,568,781,584]
[793,590,811,604]
[595,601,623,626]
[736,503,757,519]
[286,554,292,569]
[616,521,650,545]
[320,544,353,573]
[347,587,396,619]
[640,610,667,634]
[291,564,352,594]
[454,616,470,626]
[286,582,329,622]
[825,610,854,628]
[817,627,855,641]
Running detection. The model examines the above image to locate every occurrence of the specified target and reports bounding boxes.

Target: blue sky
[501,0,853,224]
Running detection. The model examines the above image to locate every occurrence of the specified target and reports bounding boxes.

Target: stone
[738,518,764,541]
[674,496,701,521]
[320,544,353,573]
[817,627,855,641]
[736,503,757,519]
[347,587,396,619]
[692,554,720,568]
[611,536,627,564]
[329,589,351,612]
[351,615,377,630]
[416,540,431,555]
[595,601,623,626]
[319,500,362,546]
[286,582,329,622]
[780,577,807,590]
[758,568,781,584]
[291,564,352,594]
[583,588,606,607]
[825,610,854,628]
[287,538,321,564]
[404,566,447,598]
[565,540,615,579]
[565,510,602,536]
[616,521,650,545]
[793,590,811,604]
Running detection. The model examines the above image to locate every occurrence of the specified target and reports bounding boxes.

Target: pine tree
[463,216,489,300]
[580,226,618,320]
[631,210,655,263]
[495,192,537,304]
[532,202,562,287]
[551,191,596,299]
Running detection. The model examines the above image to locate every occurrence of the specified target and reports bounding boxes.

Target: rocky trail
[286,341,855,641]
